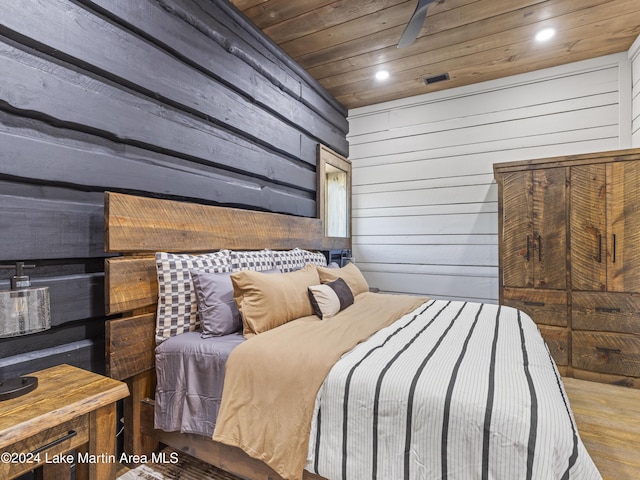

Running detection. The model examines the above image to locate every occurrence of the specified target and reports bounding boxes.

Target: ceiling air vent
[424,73,450,85]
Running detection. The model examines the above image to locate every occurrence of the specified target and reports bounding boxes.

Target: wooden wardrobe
[494,148,640,388]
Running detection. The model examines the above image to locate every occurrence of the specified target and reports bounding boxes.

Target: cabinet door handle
[30,430,78,455]
[612,234,616,263]
[538,234,542,261]
[597,234,602,263]
[595,307,621,314]
[595,346,622,355]
[526,235,530,261]
[524,301,545,307]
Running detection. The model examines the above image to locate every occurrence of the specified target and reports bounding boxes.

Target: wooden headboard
[104,191,329,382]
[104,192,335,477]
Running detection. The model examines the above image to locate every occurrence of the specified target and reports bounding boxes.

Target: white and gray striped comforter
[306,300,601,480]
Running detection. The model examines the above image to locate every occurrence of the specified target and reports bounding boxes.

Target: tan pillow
[317,262,369,296]
[231,264,320,337]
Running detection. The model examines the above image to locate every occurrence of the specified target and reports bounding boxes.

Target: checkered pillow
[270,248,306,272]
[300,249,328,267]
[229,249,275,272]
[155,250,231,343]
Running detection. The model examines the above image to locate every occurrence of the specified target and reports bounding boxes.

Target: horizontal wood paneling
[83,0,346,140]
[0,113,316,216]
[1,0,347,153]
[631,37,640,147]
[351,105,619,159]
[355,213,498,236]
[0,321,104,360]
[363,268,497,302]
[0,44,315,215]
[349,54,629,303]
[351,130,617,175]
[0,340,102,380]
[356,244,497,267]
[192,0,348,134]
[0,0,347,380]
[353,184,498,209]
[0,274,104,327]
[355,234,498,246]
[0,194,104,261]
[2,1,310,161]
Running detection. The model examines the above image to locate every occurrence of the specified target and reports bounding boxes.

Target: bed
[104,191,601,480]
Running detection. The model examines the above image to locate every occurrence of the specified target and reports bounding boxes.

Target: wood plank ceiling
[229,0,640,110]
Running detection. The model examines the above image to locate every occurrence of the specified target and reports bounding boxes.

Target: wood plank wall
[631,36,640,147]
[0,0,347,380]
[348,53,632,304]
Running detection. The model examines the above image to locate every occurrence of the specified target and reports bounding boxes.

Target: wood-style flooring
[563,377,640,480]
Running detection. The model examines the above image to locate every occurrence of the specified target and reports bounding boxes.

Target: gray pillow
[190,270,241,337]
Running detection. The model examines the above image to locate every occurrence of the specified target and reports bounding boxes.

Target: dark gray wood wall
[0,0,348,380]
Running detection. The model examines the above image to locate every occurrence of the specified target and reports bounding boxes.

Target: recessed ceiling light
[375,70,390,81]
[535,28,556,42]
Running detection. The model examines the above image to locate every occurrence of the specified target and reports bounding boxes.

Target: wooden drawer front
[572,292,640,334]
[0,415,89,479]
[572,331,640,378]
[503,288,568,327]
[537,325,569,366]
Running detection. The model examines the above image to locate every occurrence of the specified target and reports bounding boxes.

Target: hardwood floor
[563,377,640,479]
[116,463,131,477]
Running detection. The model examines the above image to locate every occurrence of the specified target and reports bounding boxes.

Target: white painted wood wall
[630,36,640,146]
[348,52,634,304]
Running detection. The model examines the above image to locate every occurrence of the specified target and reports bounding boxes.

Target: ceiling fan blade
[397,0,436,48]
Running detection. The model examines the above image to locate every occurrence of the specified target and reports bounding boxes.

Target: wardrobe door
[501,171,534,288]
[607,161,640,292]
[570,164,607,291]
[532,168,566,289]
[501,169,566,289]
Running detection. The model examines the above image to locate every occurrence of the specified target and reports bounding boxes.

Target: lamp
[0,262,51,400]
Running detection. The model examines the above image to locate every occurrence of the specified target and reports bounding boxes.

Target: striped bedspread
[306,300,601,480]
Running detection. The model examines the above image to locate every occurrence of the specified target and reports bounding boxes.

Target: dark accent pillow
[308,277,355,319]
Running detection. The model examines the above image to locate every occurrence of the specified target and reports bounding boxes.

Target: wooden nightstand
[0,364,129,480]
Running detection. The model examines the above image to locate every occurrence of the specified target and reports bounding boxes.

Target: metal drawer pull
[595,346,622,355]
[526,235,530,261]
[612,234,616,263]
[523,301,545,307]
[30,430,78,455]
[595,307,621,314]
[597,234,602,263]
